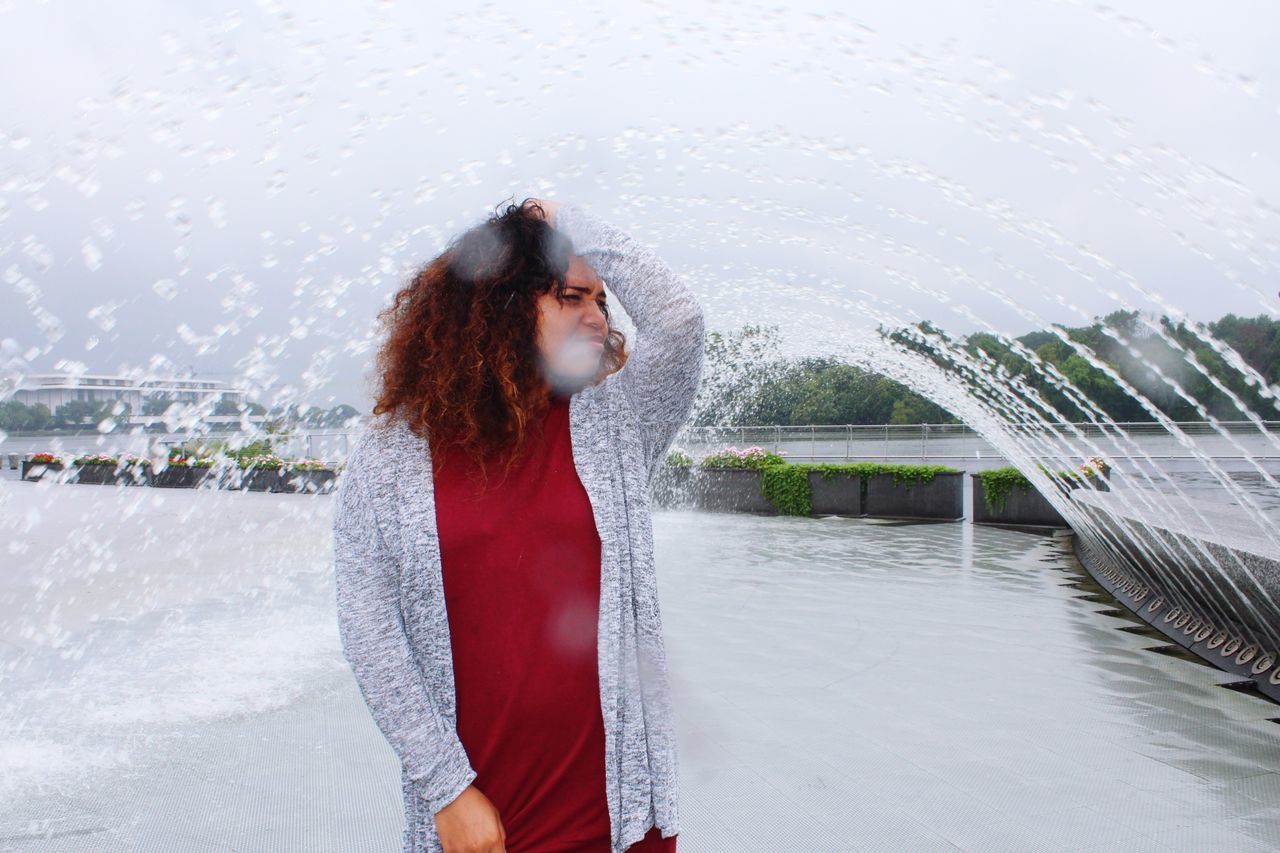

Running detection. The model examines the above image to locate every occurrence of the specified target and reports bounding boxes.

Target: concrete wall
[807,471,862,516]
[864,472,963,520]
[654,466,961,519]
[972,476,1068,527]
[690,469,777,515]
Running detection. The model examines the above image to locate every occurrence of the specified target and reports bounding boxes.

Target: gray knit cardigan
[331,203,706,853]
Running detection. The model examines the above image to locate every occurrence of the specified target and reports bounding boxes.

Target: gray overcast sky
[2,0,1277,412]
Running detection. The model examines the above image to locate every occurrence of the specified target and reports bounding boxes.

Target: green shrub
[760,463,813,516]
[980,461,1108,514]
[976,467,1033,514]
[753,460,959,516]
[230,438,275,461]
[665,449,693,467]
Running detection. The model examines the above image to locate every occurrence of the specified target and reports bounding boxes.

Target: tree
[142,394,174,415]
[0,401,53,431]
[880,311,1280,424]
[54,400,109,427]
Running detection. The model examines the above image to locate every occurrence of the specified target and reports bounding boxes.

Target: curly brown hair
[371,199,629,490]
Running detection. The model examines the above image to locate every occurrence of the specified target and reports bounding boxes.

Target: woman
[332,198,705,853]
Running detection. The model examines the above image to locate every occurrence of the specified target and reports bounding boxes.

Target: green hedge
[975,467,1033,514]
[758,462,959,517]
[976,465,1096,514]
[668,449,960,516]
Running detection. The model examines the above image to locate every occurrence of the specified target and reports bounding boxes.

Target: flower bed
[680,447,960,519]
[696,446,787,469]
[692,468,777,514]
[22,453,64,481]
[691,446,786,514]
[19,447,340,494]
[152,465,217,489]
[806,469,862,516]
[71,453,151,486]
[655,461,696,507]
[972,471,1067,527]
[151,452,217,488]
[284,460,338,494]
[974,460,1111,526]
[862,467,963,520]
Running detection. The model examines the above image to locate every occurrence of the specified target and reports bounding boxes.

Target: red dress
[433,391,677,853]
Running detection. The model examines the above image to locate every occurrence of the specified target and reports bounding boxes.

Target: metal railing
[675,421,1280,463]
[6,422,1278,469]
[290,421,1280,464]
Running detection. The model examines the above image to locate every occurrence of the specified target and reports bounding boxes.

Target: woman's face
[535,254,610,396]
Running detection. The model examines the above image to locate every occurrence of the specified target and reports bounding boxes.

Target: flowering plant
[665,450,693,468]
[237,453,285,470]
[75,453,119,466]
[117,452,152,467]
[167,447,217,467]
[29,452,62,464]
[1079,456,1112,477]
[289,458,332,471]
[697,445,788,469]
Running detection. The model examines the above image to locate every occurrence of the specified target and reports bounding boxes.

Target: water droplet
[207,198,228,229]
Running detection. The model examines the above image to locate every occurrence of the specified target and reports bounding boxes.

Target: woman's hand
[434,784,507,853]
[521,197,560,226]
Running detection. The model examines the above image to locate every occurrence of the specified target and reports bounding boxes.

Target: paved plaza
[2,476,1279,851]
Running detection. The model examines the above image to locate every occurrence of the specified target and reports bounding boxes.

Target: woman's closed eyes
[562,293,609,316]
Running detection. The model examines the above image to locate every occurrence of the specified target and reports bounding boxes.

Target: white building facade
[12,373,245,412]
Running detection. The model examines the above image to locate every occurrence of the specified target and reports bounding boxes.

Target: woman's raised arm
[555,203,706,479]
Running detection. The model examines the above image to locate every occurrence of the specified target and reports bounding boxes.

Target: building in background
[12,372,242,409]
[8,372,260,427]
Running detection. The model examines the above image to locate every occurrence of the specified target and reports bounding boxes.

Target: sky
[1,0,1277,413]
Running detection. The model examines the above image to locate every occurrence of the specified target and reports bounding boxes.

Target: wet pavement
[2,479,1278,851]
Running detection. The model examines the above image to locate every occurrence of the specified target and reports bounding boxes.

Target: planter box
[972,476,1067,527]
[284,468,337,494]
[21,461,65,481]
[652,465,695,510]
[864,472,963,520]
[72,463,119,485]
[151,465,217,489]
[692,468,776,514]
[71,463,149,486]
[1059,473,1110,495]
[237,467,287,492]
[807,471,863,516]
